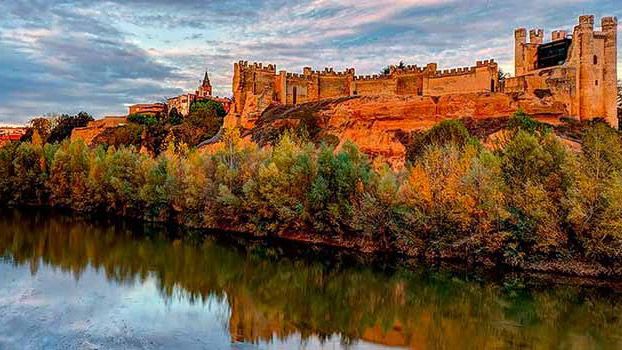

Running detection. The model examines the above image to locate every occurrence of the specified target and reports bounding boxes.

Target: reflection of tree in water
[1,209,621,349]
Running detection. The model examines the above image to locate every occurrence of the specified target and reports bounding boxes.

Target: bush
[128,113,158,126]
[406,120,475,161]
[190,100,226,118]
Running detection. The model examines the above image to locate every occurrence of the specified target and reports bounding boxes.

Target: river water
[0,209,621,350]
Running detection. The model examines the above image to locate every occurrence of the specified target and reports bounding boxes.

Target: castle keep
[231,15,617,128]
[507,15,618,127]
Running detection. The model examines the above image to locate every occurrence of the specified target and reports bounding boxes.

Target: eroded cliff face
[227,91,569,167]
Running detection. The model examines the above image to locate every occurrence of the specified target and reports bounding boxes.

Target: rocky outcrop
[238,91,570,167]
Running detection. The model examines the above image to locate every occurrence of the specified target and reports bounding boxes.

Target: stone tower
[513,15,618,127]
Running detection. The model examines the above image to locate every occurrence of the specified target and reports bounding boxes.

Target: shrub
[128,113,158,126]
[190,100,226,118]
[406,120,475,161]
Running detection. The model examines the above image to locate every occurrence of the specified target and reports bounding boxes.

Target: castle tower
[576,15,596,121]
[602,16,618,127]
[197,70,212,97]
[512,15,617,127]
[514,28,527,75]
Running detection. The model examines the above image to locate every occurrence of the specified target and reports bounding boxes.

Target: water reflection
[1,209,622,349]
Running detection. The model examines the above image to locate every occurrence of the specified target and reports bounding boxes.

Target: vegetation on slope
[1,111,622,275]
[93,100,225,155]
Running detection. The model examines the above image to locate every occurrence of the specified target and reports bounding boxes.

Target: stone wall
[70,116,127,145]
[128,103,167,116]
[232,60,499,118]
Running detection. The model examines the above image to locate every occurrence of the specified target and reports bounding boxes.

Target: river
[0,209,621,349]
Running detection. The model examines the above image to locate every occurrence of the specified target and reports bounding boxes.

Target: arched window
[593,55,598,65]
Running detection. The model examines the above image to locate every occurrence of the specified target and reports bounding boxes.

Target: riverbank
[2,116,622,280]
[6,204,622,282]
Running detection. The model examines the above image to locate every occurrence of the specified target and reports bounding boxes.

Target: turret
[529,29,544,44]
[602,16,618,127]
[514,28,527,75]
[551,30,567,41]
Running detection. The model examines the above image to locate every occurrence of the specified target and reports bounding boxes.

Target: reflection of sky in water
[0,260,397,350]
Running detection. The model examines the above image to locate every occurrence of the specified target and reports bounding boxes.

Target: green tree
[47,112,94,143]
[406,119,474,162]
[174,102,224,146]
[128,113,158,126]
[48,140,91,209]
[167,107,183,126]
[501,130,569,261]
[565,123,622,261]
[380,61,406,75]
[190,100,226,118]
[309,142,371,236]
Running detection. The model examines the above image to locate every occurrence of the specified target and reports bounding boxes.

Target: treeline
[1,113,622,272]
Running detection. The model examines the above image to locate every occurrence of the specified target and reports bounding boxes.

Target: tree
[167,107,183,126]
[47,112,94,143]
[174,101,225,146]
[381,61,406,75]
[565,123,622,261]
[498,68,510,83]
[406,119,474,162]
[21,117,55,143]
[128,113,158,126]
[190,100,226,118]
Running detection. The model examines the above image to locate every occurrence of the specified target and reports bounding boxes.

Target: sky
[0,0,620,125]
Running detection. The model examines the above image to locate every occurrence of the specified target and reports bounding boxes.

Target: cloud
[0,0,619,123]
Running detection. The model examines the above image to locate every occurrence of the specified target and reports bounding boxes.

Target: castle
[231,15,618,128]
[232,60,499,119]
[71,14,617,152]
[506,15,618,127]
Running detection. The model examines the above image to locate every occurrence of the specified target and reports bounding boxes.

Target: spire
[202,70,211,87]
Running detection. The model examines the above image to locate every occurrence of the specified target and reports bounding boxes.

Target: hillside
[238,92,582,166]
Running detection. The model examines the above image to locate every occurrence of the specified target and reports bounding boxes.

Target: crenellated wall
[233,59,499,118]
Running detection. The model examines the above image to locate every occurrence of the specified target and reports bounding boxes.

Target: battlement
[601,16,618,31]
[529,29,544,44]
[237,60,277,72]
[431,66,474,78]
[476,59,496,67]
[308,67,355,76]
[579,15,595,27]
[353,74,393,81]
[285,72,314,80]
[552,30,568,41]
[390,64,425,74]
[512,14,618,127]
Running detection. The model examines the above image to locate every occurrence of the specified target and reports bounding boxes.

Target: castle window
[595,80,599,86]
[593,55,598,64]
